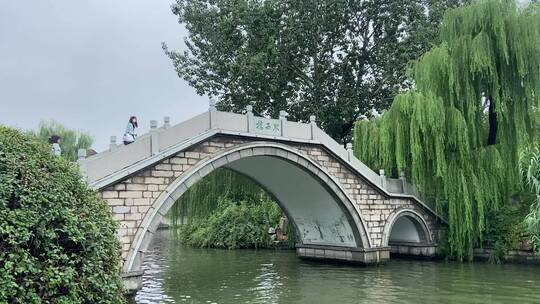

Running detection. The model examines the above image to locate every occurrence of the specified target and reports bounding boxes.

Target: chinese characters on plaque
[252,117,281,136]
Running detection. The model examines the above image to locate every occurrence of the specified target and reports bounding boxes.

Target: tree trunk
[487,97,498,146]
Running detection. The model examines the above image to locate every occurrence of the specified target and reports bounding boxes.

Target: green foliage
[0,126,125,303]
[35,120,93,162]
[168,168,293,249]
[168,168,276,226]
[354,0,540,260]
[519,144,540,255]
[177,198,282,249]
[165,0,465,143]
[484,198,528,263]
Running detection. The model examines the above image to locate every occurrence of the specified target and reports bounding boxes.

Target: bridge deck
[78,108,444,222]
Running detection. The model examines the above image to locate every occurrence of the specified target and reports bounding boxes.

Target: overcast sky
[0,0,207,152]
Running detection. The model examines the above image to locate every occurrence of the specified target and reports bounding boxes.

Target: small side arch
[381,208,433,247]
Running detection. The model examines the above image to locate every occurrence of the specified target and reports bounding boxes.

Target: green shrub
[177,198,282,249]
[0,127,125,303]
[519,143,540,255]
[525,202,540,255]
[484,198,528,263]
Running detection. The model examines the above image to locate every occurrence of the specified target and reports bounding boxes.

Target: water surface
[135,230,540,304]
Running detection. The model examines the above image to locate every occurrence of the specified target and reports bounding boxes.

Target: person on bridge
[123,116,138,145]
[49,135,61,156]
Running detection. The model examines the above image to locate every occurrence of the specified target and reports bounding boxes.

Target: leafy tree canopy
[164,0,465,143]
[354,0,540,260]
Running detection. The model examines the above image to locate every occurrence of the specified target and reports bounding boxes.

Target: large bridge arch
[124,142,372,272]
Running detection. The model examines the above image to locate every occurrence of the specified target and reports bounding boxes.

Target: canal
[135,229,540,304]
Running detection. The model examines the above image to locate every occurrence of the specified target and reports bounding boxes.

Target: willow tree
[168,168,276,226]
[354,0,540,260]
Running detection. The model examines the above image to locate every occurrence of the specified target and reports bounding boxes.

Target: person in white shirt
[49,135,61,156]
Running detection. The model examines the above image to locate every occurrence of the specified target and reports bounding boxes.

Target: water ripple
[136,230,540,304]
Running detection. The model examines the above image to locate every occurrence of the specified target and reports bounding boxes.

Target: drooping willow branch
[354,0,540,260]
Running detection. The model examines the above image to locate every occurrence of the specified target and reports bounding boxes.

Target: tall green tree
[35,120,93,162]
[354,0,540,259]
[164,0,465,143]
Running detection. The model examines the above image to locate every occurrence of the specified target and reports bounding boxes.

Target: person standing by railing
[49,135,61,156]
[123,116,138,145]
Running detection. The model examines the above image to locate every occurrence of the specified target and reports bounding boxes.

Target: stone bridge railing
[78,105,443,221]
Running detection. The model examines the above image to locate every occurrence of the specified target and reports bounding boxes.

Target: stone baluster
[279,110,288,137]
[309,115,317,140]
[246,105,254,133]
[379,169,387,190]
[150,120,159,156]
[78,148,86,160]
[110,135,117,150]
[399,171,407,193]
[346,143,353,161]
[77,148,87,179]
[163,116,170,129]
[209,100,217,129]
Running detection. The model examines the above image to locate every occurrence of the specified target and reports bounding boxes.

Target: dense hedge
[0,127,125,303]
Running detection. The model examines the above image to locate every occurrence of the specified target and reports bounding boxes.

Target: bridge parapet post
[209,100,217,129]
[399,171,407,193]
[77,148,86,160]
[150,120,159,156]
[379,169,387,190]
[309,115,316,140]
[163,116,171,129]
[279,110,288,137]
[246,105,254,132]
[109,136,118,151]
[346,143,353,161]
[77,148,87,178]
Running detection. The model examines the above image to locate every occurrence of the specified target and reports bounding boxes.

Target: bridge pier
[297,245,390,264]
[122,270,144,295]
[389,242,437,258]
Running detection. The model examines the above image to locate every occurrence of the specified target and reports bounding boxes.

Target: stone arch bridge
[78,106,446,290]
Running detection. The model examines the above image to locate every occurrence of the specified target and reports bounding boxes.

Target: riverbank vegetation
[168,168,292,249]
[354,0,540,260]
[177,198,282,249]
[0,127,125,303]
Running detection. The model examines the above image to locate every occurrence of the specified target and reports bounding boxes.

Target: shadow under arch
[124,141,372,272]
[381,208,433,247]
